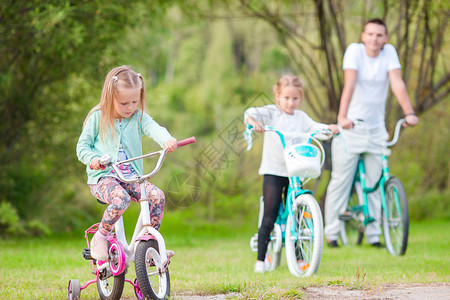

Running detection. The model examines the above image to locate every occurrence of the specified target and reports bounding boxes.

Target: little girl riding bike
[76,65,177,262]
[244,74,339,273]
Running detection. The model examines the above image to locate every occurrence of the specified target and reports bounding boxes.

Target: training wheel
[134,278,143,300]
[68,279,81,300]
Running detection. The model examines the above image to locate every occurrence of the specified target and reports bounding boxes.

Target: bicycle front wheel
[135,240,170,300]
[96,272,125,300]
[285,194,323,277]
[382,177,409,256]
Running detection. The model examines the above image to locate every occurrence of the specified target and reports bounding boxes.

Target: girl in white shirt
[244,74,339,273]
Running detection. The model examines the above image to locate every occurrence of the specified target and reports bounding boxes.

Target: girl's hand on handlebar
[90,157,106,170]
[247,117,264,133]
[328,124,340,135]
[164,138,178,153]
[404,114,418,127]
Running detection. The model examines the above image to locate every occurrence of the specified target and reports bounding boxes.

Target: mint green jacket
[76,110,173,184]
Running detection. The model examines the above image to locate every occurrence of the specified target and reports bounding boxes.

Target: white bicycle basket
[283,143,323,178]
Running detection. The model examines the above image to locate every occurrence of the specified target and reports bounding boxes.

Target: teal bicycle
[246,125,333,277]
[339,119,409,256]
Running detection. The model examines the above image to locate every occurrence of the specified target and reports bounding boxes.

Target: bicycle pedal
[339,212,353,222]
[82,248,94,260]
[99,268,113,280]
[250,234,258,252]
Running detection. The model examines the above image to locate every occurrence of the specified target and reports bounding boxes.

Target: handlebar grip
[177,136,196,148]
[99,154,112,166]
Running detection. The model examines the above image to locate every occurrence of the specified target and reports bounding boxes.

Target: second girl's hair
[83,65,146,141]
[273,74,305,100]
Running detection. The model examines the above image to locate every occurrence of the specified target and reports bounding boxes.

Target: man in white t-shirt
[324,18,419,248]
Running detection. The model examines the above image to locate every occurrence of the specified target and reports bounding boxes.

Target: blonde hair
[83,65,146,140]
[273,74,305,102]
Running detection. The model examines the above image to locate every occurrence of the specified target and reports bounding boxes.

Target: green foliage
[389,100,449,220]
[27,220,52,237]
[0,202,51,237]
[409,189,450,221]
[0,1,172,235]
[0,202,21,236]
[0,1,448,237]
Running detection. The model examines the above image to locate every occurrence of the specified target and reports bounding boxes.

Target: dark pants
[257,174,289,261]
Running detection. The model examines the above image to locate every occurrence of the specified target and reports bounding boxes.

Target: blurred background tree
[0,0,448,236]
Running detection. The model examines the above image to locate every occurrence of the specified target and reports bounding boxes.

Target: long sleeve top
[76,110,173,184]
[244,104,327,177]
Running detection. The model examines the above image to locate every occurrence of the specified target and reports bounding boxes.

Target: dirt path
[304,283,450,299]
[173,283,450,299]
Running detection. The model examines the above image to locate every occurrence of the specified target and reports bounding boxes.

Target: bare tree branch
[235,0,448,122]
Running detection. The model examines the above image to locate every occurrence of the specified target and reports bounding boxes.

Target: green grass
[0,215,449,300]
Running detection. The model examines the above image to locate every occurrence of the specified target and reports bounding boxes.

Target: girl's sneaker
[254,260,265,273]
[90,235,108,261]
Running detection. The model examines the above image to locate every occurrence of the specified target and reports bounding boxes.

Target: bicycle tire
[340,182,365,246]
[265,224,282,271]
[135,240,170,300]
[285,194,323,277]
[96,272,125,300]
[67,279,81,300]
[382,176,409,256]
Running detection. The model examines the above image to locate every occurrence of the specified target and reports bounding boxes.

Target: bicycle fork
[288,184,314,243]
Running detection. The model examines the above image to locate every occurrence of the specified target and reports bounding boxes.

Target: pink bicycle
[68,137,196,300]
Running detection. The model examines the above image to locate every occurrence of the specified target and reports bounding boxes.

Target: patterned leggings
[89,177,165,236]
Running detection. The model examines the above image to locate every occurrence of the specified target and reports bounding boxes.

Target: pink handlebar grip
[177,136,196,148]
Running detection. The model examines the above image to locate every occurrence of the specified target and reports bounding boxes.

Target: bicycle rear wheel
[135,240,170,300]
[382,177,409,256]
[285,194,323,277]
[340,182,365,246]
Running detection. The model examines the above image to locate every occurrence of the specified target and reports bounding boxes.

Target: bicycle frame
[248,125,330,245]
[276,177,313,241]
[100,149,170,268]
[351,119,405,227]
[246,124,331,276]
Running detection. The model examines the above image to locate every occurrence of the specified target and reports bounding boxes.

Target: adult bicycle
[339,119,409,256]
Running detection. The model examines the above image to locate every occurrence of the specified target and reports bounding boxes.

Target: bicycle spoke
[389,187,402,252]
[295,205,314,263]
[147,270,159,276]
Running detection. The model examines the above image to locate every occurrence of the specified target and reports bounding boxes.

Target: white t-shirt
[343,43,401,129]
[244,104,327,177]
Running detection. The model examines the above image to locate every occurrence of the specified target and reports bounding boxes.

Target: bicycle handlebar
[386,119,406,147]
[99,136,196,183]
[339,119,406,148]
[177,136,196,148]
[248,124,334,139]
